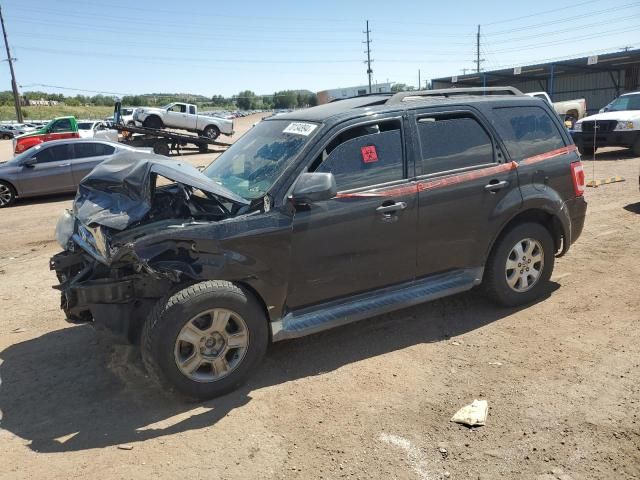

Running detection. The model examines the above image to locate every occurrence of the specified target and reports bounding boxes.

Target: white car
[133,102,234,140]
[77,121,119,143]
[571,91,640,156]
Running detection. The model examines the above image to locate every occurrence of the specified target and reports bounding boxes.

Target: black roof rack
[386,86,523,104]
[329,92,393,103]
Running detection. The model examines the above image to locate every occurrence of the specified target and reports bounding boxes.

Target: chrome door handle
[58,163,71,167]
[484,180,509,192]
[376,202,407,214]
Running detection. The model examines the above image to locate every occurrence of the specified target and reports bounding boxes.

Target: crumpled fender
[113,211,294,322]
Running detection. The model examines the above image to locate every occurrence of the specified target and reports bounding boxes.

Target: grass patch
[0,105,113,121]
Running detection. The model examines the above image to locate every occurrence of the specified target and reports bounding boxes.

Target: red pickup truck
[13,116,80,154]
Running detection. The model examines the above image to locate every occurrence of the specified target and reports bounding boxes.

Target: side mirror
[291,172,337,204]
[22,157,37,167]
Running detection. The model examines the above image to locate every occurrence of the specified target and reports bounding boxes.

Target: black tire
[202,125,220,141]
[143,116,163,129]
[483,222,555,307]
[0,180,16,208]
[632,137,640,157]
[198,143,209,153]
[1,133,11,140]
[141,281,268,400]
[578,144,596,157]
[153,141,170,156]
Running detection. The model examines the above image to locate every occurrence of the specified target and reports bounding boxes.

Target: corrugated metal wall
[432,65,639,114]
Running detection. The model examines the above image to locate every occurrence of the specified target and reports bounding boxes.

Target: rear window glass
[492,106,565,160]
[74,143,115,158]
[417,116,494,175]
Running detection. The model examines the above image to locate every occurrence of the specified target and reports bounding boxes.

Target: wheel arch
[485,207,567,265]
[0,178,18,197]
[144,114,164,127]
[231,280,273,340]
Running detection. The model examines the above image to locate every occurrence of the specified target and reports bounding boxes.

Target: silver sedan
[0,139,140,207]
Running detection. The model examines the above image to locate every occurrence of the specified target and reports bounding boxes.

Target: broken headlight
[55,209,75,249]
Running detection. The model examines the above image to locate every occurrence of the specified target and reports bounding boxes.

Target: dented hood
[74,151,249,231]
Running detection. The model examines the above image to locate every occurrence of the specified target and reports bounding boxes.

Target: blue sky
[2,0,640,97]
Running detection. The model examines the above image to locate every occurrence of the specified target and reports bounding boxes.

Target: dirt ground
[0,115,638,480]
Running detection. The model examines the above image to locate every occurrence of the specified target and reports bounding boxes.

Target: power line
[489,25,640,54]
[484,12,640,45]
[483,2,640,36]
[484,0,603,25]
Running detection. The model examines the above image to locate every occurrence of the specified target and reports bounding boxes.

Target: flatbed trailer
[112,123,231,156]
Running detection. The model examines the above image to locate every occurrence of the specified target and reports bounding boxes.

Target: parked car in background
[0,139,140,207]
[571,91,640,156]
[133,102,234,140]
[13,116,80,154]
[0,125,26,139]
[77,120,119,142]
[51,87,587,399]
[525,92,587,127]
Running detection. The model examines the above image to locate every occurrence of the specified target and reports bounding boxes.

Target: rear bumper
[571,130,639,149]
[563,196,587,251]
[50,250,170,342]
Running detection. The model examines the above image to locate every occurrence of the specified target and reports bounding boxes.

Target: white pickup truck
[525,92,587,125]
[133,102,234,140]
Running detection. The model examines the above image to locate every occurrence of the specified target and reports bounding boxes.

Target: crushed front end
[50,152,250,342]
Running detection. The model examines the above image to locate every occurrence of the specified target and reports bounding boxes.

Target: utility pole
[418,69,421,91]
[0,6,22,122]
[476,24,481,73]
[363,20,373,94]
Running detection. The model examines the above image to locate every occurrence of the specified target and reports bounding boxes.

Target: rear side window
[492,106,565,160]
[314,120,404,191]
[74,143,115,158]
[417,115,494,176]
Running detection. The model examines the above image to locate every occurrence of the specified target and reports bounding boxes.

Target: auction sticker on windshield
[283,122,317,136]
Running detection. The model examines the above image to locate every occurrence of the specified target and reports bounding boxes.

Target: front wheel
[483,222,555,307]
[0,181,16,208]
[143,116,163,129]
[141,281,268,400]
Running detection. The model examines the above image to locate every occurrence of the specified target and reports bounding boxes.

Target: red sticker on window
[361,145,378,163]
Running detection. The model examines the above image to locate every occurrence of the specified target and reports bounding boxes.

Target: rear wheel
[153,140,170,156]
[483,222,555,307]
[141,281,268,399]
[0,181,16,208]
[202,125,220,141]
[631,137,640,157]
[1,133,11,140]
[143,116,163,129]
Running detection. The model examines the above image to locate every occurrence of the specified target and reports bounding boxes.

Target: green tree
[391,83,415,92]
[236,90,257,110]
[273,90,297,109]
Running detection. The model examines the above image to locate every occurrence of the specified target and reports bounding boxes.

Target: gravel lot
[0,115,638,480]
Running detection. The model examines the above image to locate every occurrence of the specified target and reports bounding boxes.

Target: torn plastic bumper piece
[50,250,171,342]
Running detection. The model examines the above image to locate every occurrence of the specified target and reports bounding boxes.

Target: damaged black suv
[51,87,587,399]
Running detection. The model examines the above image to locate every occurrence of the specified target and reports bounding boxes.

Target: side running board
[271,268,483,341]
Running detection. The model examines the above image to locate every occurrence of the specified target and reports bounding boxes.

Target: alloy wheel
[174,308,249,382]
[505,238,544,293]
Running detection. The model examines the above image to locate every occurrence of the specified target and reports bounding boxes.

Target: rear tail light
[570,161,585,197]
